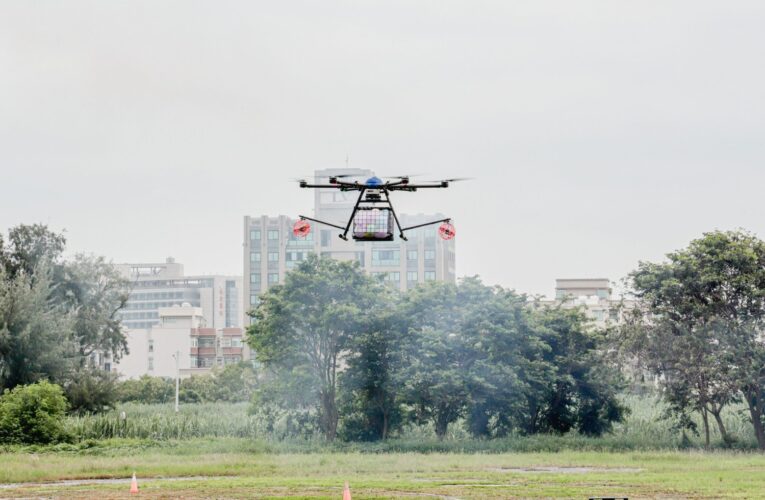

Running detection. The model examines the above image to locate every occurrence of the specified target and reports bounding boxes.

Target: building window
[148,357,154,370]
[268,252,279,262]
[321,230,332,247]
[250,273,261,284]
[407,271,418,282]
[190,355,198,367]
[232,338,242,347]
[250,294,259,305]
[268,273,279,284]
[191,337,198,347]
[221,337,232,348]
[424,250,436,260]
[250,252,261,262]
[372,249,400,266]
[268,230,279,240]
[148,339,154,353]
[424,271,436,281]
[250,229,261,240]
[407,250,418,261]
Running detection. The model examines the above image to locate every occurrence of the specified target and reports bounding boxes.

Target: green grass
[1,442,765,498]
[1,393,760,497]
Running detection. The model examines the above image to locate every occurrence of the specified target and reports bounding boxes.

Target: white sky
[1,1,764,297]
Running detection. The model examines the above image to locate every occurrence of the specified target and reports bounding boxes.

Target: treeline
[248,255,627,442]
[115,363,256,404]
[0,224,129,413]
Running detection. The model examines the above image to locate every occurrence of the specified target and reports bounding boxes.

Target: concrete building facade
[538,278,633,328]
[242,169,456,322]
[116,258,243,330]
[113,305,245,379]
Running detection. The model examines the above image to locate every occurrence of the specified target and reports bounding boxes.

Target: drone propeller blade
[441,177,473,182]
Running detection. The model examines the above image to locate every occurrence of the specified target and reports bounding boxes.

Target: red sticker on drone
[293,220,311,238]
[438,222,455,240]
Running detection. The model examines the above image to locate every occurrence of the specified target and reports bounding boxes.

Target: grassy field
[1,395,763,498]
[1,439,765,498]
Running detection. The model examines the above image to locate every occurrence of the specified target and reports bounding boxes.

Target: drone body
[295,175,459,242]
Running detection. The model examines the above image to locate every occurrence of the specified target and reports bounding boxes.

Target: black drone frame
[298,177,451,242]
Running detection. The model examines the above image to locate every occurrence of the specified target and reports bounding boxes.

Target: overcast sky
[2,1,764,296]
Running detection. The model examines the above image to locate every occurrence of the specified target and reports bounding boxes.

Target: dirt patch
[489,466,643,474]
[0,475,237,489]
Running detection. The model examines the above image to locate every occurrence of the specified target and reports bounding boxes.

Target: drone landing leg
[340,188,366,240]
[384,190,408,241]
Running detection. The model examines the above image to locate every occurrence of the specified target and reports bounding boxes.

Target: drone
[293,175,463,242]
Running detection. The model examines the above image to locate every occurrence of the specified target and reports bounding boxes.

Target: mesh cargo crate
[353,208,394,241]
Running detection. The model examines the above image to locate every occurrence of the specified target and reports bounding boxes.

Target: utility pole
[172,350,180,413]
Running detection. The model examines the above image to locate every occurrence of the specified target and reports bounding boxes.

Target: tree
[0,225,129,405]
[55,254,129,364]
[247,254,381,441]
[339,307,406,441]
[623,230,765,449]
[0,263,75,389]
[531,306,627,436]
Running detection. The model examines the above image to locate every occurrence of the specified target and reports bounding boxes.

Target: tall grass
[64,394,760,451]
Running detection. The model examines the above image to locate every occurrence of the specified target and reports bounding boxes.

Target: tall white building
[116,258,243,330]
[243,169,456,322]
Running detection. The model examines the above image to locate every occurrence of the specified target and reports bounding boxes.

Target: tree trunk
[701,406,710,448]
[434,408,450,440]
[320,389,338,441]
[710,406,730,444]
[745,387,765,451]
[382,411,389,441]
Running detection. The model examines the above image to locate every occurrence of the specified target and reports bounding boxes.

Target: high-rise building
[242,169,456,323]
[116,258,243,330]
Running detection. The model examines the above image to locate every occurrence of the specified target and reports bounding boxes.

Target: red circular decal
[438,222,456,240]
[293,220,311,238]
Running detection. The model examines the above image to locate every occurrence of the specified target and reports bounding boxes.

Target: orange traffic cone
[342,481,351,500]
[130,472,139,494]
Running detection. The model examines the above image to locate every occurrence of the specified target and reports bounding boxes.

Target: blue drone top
[365,176,383,187]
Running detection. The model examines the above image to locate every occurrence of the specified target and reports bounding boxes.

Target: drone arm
[401,218,451,232]
[395,183,448,189]
[298,215,346,231]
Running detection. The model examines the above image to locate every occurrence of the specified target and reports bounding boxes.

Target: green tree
[247,254,381,441]
[624,230,765,448]
[339,309,406,441]
[531,306,627,436]
[0,263,74,389]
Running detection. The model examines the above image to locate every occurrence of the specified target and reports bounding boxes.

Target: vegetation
[0,224,129,415]
[619,229,765,449]
[0,381,70,444]
[248,256,626,442]
[1,442,765,498]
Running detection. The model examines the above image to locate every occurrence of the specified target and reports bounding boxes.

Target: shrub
[0,380,70,444]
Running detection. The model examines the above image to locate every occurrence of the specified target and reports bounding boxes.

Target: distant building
[242,168,456,322]
[116,258,243,330]
[113,305,245,379]
[537,278,633,327]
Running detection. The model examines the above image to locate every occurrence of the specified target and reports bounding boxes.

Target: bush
[0,380,70,444]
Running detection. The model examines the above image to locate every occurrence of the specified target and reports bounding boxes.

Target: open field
[1,439,765,498]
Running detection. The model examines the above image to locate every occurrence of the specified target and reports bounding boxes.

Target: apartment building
[116,258,243,330]
[112,304,245,379]
[242,169,456,321]
[537,278,634,327]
